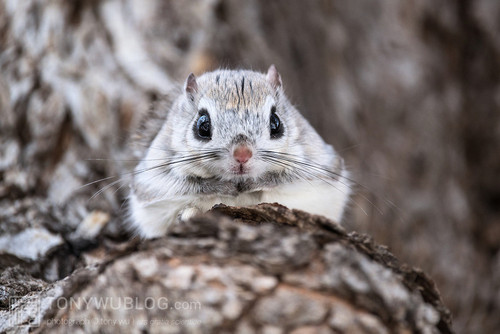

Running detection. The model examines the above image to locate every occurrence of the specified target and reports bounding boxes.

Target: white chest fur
[128,168,350,238]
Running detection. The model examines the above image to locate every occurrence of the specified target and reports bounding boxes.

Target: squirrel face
[165,66,301,181]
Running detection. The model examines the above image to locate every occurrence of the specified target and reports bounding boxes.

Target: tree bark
[2,204,452,333]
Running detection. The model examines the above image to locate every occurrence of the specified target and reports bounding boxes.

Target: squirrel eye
[194,109,212,141]
[270,106,283,139]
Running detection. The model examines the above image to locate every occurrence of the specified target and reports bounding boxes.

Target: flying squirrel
[128,65,351,238]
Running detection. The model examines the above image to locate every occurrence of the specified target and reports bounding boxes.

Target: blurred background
[1,1,499,332]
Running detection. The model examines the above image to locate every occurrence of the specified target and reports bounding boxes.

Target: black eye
[270,106,283,139]
[194,109,212,141]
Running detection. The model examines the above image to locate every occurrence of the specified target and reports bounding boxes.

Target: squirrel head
[159,65,325,180]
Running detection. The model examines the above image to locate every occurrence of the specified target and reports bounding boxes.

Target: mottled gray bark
[2,205,452,333]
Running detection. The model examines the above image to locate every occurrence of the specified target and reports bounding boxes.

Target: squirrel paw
[179,207,201,222]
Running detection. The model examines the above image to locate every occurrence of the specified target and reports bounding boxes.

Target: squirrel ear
[184,73,198,98]
[266,64,282,90]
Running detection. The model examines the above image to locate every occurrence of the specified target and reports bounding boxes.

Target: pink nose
[233,146,253,164]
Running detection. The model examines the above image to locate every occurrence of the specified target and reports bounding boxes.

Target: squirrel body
[128,66,351,238]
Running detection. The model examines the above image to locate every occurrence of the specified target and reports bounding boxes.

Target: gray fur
[127,67,351,237]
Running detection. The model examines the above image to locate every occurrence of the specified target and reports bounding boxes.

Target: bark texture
[3,204,452,333]
[1,0,499,333]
